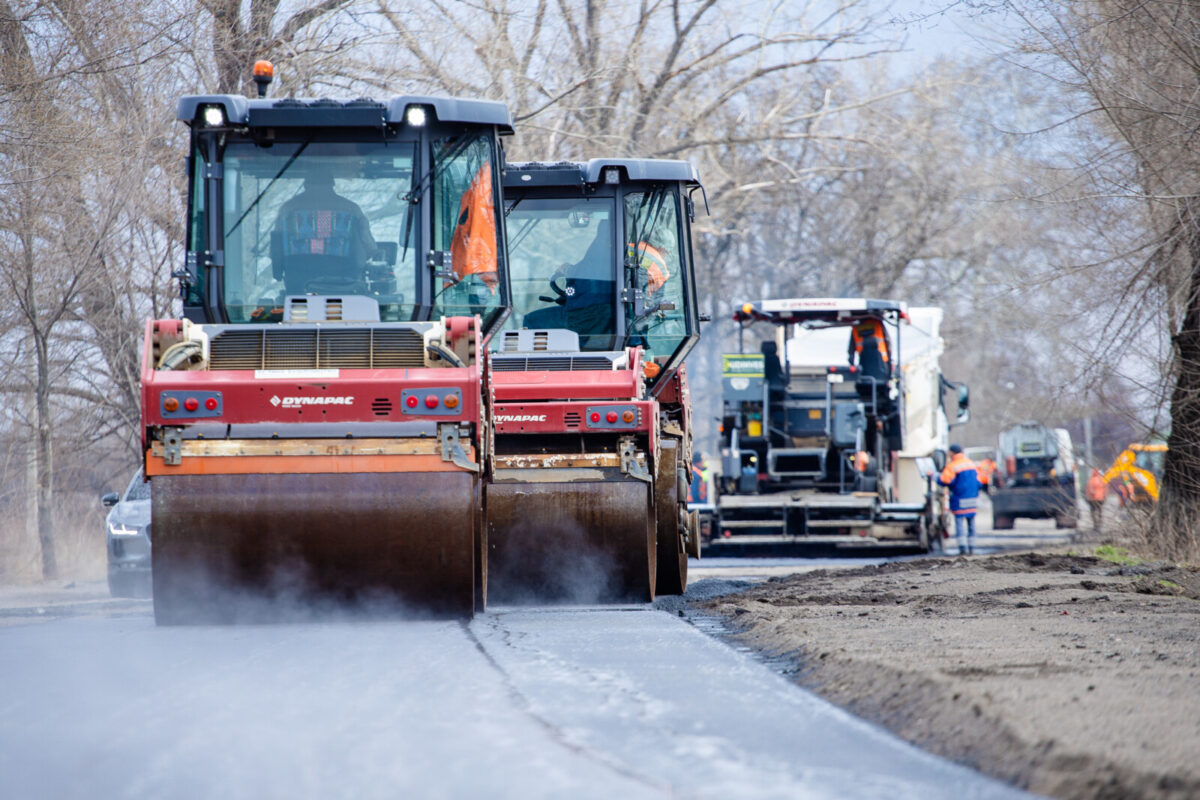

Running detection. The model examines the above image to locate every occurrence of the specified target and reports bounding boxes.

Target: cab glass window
[430,134,505,331]
[210,139,417,323]
[498,197,616,351]
[185,155,206,308]
[624,188,687,361]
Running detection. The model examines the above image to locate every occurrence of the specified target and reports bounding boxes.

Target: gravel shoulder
[700,548,1200,800]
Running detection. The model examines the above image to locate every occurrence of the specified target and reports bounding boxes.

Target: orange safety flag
[449,162,497,291]
[851,319,889,363]
[626,241,669,293]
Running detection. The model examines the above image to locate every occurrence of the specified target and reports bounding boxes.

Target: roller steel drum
[151,472,479,623]
[486,480,655,604]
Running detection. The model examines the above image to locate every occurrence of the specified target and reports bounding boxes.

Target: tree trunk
[34,333,56,580]
[1156,203,1200,561]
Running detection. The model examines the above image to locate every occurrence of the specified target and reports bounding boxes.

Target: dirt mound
[699,551,1200,800]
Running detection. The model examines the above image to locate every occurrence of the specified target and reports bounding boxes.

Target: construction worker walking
[1086,468,1108,530]
[939,444,980,555]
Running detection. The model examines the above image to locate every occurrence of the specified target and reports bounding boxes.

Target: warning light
[443,394,459,409]
[622,410,635,423]
[163,397,179,412]
[643,361,661,379]
[425,395,439,409]
[184,397,199,412]
[406,396,419,408]
[204,397,218,411]
[606,411,618,423]
[590,412,601,423]
[741,303,754,315]
[252,60,274,98]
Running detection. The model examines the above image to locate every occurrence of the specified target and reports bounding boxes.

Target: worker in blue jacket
[939,444,980,555]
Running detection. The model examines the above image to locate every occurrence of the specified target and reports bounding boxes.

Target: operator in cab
[848,318,890,366]
[272,169,378,295]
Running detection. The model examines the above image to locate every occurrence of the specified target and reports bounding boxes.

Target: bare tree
[0,0,191,578]
[1001,0,1200,558]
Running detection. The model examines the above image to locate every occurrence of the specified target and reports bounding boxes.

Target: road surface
[0,585,1038,800]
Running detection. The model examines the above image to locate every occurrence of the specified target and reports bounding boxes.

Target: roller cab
[142,89,512,622]
[487,160,704,602]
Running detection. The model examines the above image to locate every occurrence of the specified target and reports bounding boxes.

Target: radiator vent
[491,356,616,372]
[209,327,425,370]
[564,412,583,429]
[371,398,393,416]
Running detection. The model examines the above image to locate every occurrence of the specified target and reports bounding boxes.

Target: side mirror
[932,449,947,472]
[952,383,970,426]
[101,492,120,508]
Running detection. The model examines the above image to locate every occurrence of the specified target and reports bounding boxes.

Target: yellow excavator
[1103,443,1167,503]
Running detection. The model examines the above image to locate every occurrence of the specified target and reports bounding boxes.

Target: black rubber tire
[654,439,688,596]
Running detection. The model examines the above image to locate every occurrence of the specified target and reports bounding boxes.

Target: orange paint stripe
[146,453,466,476]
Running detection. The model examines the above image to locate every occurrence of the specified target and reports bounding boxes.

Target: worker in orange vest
[626,240,670,293]
[1086,468,1108,530]
[848,318,890,365]
[939,444,980,555]
[976,456,997,495]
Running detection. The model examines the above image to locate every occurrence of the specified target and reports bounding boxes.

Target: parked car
[100,469,151,597]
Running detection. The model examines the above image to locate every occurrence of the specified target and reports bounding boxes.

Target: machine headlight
[405,105,427,127]
[108,521,139,537]
[202,105,226,127]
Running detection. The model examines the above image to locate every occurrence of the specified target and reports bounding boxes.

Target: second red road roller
[486,159,706,602]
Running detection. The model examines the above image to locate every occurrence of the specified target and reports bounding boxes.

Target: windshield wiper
[225,140,310,238]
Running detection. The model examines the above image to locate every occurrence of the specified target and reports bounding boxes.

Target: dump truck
[1103,442,1167,503]
[141,73,513,622]
[991,422,1078,529]
[486,159,704,601]
[711,299,966,554]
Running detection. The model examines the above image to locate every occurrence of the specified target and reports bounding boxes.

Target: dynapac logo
[495,414,547,423]
[270,395,355,407]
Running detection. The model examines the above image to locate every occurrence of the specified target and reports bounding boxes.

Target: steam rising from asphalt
[488,518,623,605]
[158,559,438,624]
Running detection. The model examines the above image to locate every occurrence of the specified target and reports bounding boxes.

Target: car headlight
[108,521,139,537]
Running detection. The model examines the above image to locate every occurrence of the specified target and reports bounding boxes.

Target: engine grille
[491,356,616,372]
[209,327,426,370]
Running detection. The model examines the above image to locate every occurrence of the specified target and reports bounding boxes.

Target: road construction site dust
[701,552,1200,800]
[488,519,624,605]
